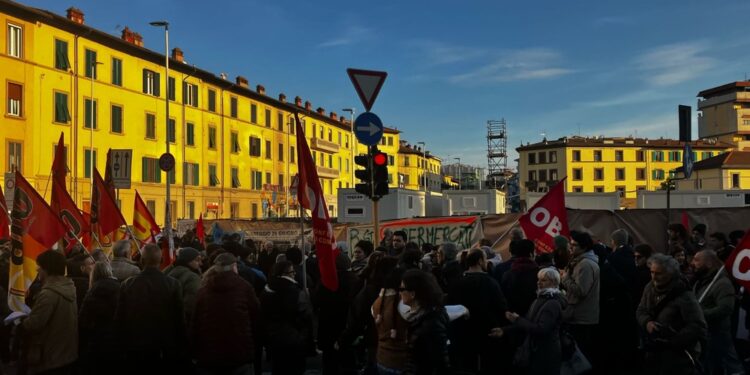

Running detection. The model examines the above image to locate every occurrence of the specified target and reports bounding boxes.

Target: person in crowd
[435,242,462,293]
[510,228,525,242]
[491,267,566,375]
[224,241,266,295]
[20,250,78,374]
[535,252,554,269]
[351,240,374,275]
[399,248,424,271]
[634,244,655,304]
[482,245,502,272]
[420,243,436,272]
[399,269,451,374]
[110,240,141,282]
[708,232,735,261]
[636,254,707,375]
[501,239,538,317]
[561,231,601,369]
[493,237,522,286]
[67,252,95,310]
[90,249,108,263]
[609,229,636,290]
[691,224,707,251]
[115,244,187,371]
[191,253,260,375]
[316,253,359,374]
[729,230,746,248]
[340,256,399,374]
[553,235,571,270]
[391,230,408,257]
[372,266,410,373]
[669,245,692,281]
[258,240,280,277]
[165,247,203,324]
[668,223,695,256]
[381,228,394,252]
[446,248,507,374]
[690,250,745,374]
[78,261,119,374]
[261,261,314,375]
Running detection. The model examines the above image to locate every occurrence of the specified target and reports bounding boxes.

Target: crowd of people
[0,223,748,375]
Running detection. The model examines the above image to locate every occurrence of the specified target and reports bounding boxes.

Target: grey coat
[165,265,201,322]
[692,268,735,332]
[110,257,140,282]
[510,290,565,375]
[561,251,600,325]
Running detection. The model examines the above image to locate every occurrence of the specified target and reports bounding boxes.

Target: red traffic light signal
[373,152,387,166]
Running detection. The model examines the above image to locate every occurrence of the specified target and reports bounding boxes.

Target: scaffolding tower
[487,119,508,189]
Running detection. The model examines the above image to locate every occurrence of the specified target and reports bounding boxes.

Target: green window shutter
[84,100,92,128]
[182,162,188,185]
[84,150,91,178]
[54,93,63,122]
[182,82,187,104]
[142,157,148,182]
[194,165,199,186]
[168,77,175,101]
[192,86,198,107]
[112,106,122,133]
[142,70,148,93]
[154,73,161,97]
[156,160,162,183]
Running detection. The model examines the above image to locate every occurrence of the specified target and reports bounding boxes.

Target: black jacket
[609,246,637,298]
[501,257,538,316]
[446,272,507,350]
[79,278,120,359]
[315,268,359,348]
[260,276,314,352]
[114,267,186,358]
[404,307,451,375]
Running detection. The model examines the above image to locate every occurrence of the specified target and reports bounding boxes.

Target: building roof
[697,81,750,98]
[516,136,732,152]
[0,1,401,134]
[675,151,750,173]
[398,144,439,160]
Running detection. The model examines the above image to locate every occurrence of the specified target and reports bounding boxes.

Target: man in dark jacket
[690,250,744,374]
[191,253,260,374]
[501,239,538,316]
[637,254,707,375]
[165,247,203,324]
[115,244,187,371]
[608,229,636,294]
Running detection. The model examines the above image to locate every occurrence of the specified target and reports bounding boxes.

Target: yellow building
[675,151,750,190]
[0,3,408,225]
[516,136,732,206]
[397,141,442,192]
[698,82,750,150]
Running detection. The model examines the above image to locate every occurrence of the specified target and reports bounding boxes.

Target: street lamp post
[342,108,356,187]
[454,157,461,191]
[417,142,427,192]
[182,65,197,220]
[150,20,173,252]
[89,60,102,200]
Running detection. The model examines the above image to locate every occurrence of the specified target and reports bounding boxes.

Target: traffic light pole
[369,145,380,245]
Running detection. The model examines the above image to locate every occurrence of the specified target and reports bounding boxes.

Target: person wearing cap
[191,253,260,374]
[165,247,203,324]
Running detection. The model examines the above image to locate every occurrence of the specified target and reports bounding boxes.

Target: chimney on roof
[256,85,265,95]
[66,7,84,24]
[279,93,286,103]
[236,76,248,88]
[295,96,303,107]
[120,27,144,47]
[316,107,325,115]
[330,112,338,120]
[171,48,184,63]
[305,101,312,111]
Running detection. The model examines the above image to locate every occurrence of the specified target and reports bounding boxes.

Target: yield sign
[347,68,387,112]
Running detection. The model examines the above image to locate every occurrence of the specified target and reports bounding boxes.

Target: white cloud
[585,113,676,138]
[405,40,487,65]
[634,41,717,86]
[448,48,574,84]
[316,26,373,48]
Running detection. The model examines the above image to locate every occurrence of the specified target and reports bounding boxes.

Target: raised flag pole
[299,203,307,293]
[490,218,521,249]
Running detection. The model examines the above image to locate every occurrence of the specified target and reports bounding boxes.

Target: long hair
[89,261,114,289]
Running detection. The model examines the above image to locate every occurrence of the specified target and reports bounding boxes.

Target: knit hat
[176,247,201,264]
[214,253,237,272]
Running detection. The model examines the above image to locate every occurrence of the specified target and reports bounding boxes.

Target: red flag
[295,112,339,291]
[50,134,88,253]
[9,172,67,311]
[681,211,690,233]
[91,168,126,237]
[196,213,205,245]
[133,190,159,244]
[726,230,750,290]
[519,177,570,253]
[0,188,9,240]
[103,149,116,198]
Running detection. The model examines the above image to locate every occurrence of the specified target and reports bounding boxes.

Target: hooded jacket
[561,250,600,325]
[22,276,78,374]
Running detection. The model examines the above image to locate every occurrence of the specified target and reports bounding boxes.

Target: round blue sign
[354,112,384,146]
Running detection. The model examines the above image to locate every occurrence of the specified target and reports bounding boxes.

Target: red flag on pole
[0,187,9,240]
[295,112,339,291]
[519,177,570,253]
[681,211,690,233]
[50,133,88,253]
[725,230,750,290]
[52,133,67,182]
[9,171,67,312]
[196,213,205,246]
[103,149,116,198]
[133,190,160,244]
[91,168,127,237]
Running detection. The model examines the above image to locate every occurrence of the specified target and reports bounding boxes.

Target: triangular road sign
[347,68,387,112]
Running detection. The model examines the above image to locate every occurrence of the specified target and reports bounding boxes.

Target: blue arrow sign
[354,112,384,146]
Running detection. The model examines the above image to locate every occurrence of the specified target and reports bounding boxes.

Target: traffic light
[372,149,390,199]
[354,154,372,197]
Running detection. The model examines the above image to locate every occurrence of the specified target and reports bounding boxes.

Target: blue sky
[23,0,750,169]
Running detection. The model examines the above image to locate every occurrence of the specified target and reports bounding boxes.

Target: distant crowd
[0,222,748,375]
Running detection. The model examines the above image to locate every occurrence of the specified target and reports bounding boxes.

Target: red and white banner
[519,177,569,253]
[295,112,339,291]
[726,231,750,290]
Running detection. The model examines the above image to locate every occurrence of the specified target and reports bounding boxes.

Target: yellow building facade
[675,151,750,190]
[516,136,731,205]
[397,141,442,192]
[0,3,404,226]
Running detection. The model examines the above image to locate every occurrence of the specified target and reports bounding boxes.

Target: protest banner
[346,216,483,250]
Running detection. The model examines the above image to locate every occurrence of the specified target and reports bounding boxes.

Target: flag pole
[490,218,521,249]
[299,204,307,293]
